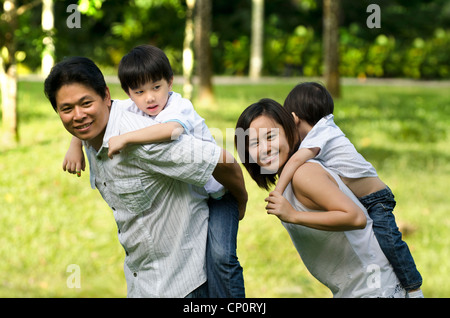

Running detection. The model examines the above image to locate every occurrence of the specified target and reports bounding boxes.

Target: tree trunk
[323,0,341,98]
[41,0,55,76]
[249,0,264,80]
[1,0,19,146]
[194,0,214,106]
[183,0,195,100]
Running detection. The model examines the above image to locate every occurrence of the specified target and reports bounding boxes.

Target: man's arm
[212,149,248,220]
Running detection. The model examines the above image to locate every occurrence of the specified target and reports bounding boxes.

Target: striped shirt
[300,114,378,179]
[83,99,221,297]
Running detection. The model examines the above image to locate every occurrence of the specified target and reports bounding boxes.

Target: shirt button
[104,182,107,186]
[133,273,137,277]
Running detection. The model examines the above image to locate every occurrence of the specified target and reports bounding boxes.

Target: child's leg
[359,187,423,292]
[206,193,245,298]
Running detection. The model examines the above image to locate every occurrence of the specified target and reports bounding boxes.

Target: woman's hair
[44,56,107,111]
[118,44,174,94]
[235,98,299,190]
[284,82,334,126]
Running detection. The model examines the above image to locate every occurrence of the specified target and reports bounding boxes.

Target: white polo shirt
[123,92,225,198]
[83,99,221,297]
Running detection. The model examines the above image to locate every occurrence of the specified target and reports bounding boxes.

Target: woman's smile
[248,115,290,173]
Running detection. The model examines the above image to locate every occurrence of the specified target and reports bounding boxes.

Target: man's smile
[74,121,93,132]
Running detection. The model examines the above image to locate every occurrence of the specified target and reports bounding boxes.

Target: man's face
[56,83,111,149]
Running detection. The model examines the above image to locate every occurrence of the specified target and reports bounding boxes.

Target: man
[44,56,247,297]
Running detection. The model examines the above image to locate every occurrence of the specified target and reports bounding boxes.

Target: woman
[235,98,406,297]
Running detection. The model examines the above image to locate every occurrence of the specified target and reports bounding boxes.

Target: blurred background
[1,0,449,297]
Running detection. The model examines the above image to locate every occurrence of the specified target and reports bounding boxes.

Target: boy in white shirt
[267,82,423,298]
[63,45,245,297]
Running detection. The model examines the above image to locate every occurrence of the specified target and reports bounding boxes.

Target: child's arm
[265,163,366,231]
[63,136,85,177]
[108,121,184,159]
[273,147,319,194]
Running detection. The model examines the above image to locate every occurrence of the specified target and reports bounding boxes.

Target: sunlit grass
[0,80,448,297]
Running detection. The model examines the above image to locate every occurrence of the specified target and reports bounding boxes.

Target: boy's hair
[235,98,299,191]
[44,56,107,111]
[118,44,174,94]
[283,82,334,126]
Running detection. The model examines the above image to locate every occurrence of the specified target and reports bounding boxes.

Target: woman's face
[248,115,291,174]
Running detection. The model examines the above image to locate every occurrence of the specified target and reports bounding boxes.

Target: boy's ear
[291,112,300,125]
[168,77,174,91]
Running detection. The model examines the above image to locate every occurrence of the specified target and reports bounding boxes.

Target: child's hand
[264,191,296,223]
[108,135,128,159]
[63,149,86,177]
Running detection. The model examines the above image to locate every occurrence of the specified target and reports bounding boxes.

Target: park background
[1,0,449,297]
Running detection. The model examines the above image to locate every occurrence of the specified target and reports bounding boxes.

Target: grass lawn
[0,78,449,297]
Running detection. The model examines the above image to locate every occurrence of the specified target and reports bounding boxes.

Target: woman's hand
[265,191,297,223]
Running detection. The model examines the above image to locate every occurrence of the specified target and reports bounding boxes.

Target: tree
[1,0,42,146]
[183,0,195,100]
[41,0,54,76]
[194,0,214,106]
[1,0,19,146]
[249,0,264,80]
[322,0,340,98]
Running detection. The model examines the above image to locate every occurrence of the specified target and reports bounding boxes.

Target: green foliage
[1,79,449,297]
[6,0,450,79]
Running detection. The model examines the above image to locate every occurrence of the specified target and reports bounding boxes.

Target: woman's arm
[265,162,366,231]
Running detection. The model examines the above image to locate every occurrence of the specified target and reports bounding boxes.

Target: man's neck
[88,128,106,152]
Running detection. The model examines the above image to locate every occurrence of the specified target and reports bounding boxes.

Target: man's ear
[291,112,300,125]
[105,86,112,104]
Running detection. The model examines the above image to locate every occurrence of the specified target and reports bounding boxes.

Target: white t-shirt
[300,114,377,179]
[282,161,405,298]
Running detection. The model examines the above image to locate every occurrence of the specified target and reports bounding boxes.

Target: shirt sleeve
[299,114,344,159]
[155,92,197,134]
[135,134,221,188]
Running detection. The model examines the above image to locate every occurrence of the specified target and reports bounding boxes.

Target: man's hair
[283,82,334,126]
[44,56,107,111]
[235,98,299,191]
[118,44,174,94]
